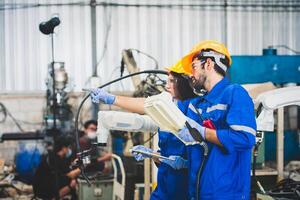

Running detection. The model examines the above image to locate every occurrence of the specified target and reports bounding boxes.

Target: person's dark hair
[83,119,98,129]
[79,130,85,138]
[170,71,197,100]
[194,49,230,77]
[54,135,72,153]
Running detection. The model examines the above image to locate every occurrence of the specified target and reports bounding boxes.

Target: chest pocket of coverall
[205,108,227,128]
[203,96,229,129]
[205,85,235,129]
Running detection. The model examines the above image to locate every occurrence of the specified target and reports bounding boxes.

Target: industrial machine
[230,48,300,85]
[78,154,125,200]
[45,61,73,131]
[96,110,158,146]
[255,86,300,132]
[253,86,300,199]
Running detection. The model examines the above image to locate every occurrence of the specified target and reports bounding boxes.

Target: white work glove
[178,117,206,143]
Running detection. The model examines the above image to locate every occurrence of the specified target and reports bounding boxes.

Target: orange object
[182,40,232,74]
[165,59,191,75]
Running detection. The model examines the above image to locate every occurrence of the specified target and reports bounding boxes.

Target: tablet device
[130,149,175,161]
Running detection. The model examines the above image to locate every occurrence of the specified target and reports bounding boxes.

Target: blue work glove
[90,88,116,104]
[160,155,188,170]
[178,117,206,143]
[131,145,153,161]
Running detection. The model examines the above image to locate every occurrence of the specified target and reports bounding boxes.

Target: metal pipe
[51,34,57,130]
[90,0,98,120]
[277,107,284,181]
[0,131,44,141]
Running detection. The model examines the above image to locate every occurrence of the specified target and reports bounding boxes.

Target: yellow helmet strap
[201,51,227,72]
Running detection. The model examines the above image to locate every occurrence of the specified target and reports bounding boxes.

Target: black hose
[253,146,257,177]
[187,104,209,200]
[185,121,209,200]
[251,144,266,196]
[196,154,207,200]
[74,70,168,182]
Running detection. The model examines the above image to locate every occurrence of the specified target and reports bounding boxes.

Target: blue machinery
[230,48,300,84]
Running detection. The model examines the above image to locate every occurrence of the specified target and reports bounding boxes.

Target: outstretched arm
[90,88,146,114]
[114,96,146,114]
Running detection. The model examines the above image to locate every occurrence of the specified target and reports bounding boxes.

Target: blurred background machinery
[45,61,74,131]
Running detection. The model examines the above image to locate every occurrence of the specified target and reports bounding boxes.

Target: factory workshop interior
[0,0,299,200]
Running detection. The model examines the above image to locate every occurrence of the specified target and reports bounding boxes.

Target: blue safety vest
[150,101,189,200]
[186,78,256,200]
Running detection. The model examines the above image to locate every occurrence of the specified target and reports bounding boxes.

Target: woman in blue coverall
[148,68,197,200]
[89,61,197,200]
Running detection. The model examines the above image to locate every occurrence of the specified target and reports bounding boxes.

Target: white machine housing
[255,86,300,131]
[96,111,159,144]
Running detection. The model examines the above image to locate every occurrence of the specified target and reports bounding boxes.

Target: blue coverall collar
[203,77,230,103]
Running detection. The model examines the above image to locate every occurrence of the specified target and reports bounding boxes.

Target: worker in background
[80,119,112,173]
[177,40,257,200]
[80,119,98,138]
[89,60,197,200]
[33,135,80,199]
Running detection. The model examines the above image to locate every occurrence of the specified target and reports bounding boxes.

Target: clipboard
[130,149,175,161]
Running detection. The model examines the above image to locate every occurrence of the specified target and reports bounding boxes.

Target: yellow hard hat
[165,59,192,75]
[182,40,232,74]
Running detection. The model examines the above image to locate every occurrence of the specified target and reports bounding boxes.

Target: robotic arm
[96,111,159,145]
[255,86,300,132]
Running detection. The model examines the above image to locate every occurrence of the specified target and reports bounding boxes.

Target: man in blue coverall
[178,40,257,200]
